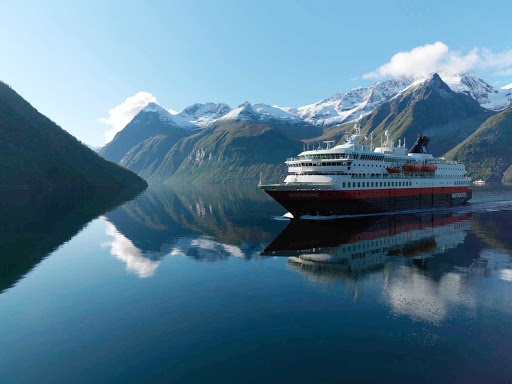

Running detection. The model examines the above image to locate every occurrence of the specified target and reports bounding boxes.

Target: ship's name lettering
[289,192,320,198]
[452,192,467,198]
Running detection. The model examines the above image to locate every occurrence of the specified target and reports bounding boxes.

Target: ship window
[358,182,361,187]
[343,182,346,188]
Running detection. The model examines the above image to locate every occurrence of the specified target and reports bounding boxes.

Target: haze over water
[1,184,512,383]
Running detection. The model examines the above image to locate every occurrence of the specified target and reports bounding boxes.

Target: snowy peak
[441,72,512,110]
[121,73,511,134]
[294,76,418,127]
[140,102,175,123]
[217,101,305,125]
[172,102,232,129]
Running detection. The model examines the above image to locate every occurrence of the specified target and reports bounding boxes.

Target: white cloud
[364,42,512,80]
[99,91,157,144]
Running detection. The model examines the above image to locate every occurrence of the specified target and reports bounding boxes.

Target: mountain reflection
[0,187,144,293]
[101,184,284,277]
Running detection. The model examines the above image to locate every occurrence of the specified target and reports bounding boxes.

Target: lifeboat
[386,166,401,174]
[402,163,421,172]
[420,163,437,172]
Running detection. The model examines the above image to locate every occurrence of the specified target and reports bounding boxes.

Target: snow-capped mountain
[110,73,512,142]
[285,77,419,127]
[442,72,512,111]
[217,101,306,125]
[278,73,512,128]
[172,102,232,129]
[141,102,175,122]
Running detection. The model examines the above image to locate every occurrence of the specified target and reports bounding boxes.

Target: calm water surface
[1,184,512,383]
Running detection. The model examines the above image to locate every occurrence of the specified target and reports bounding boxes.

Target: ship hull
[263,187,472,218]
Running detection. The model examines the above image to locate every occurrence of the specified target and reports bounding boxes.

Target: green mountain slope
[330,74,494,156]
[119,128,192,180]
[99,102,191,164]
[150,121,303,183]
[445,105,512,182]
[0,81,146,187]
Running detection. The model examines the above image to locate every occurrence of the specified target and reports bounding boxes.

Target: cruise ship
[259,125,472,217]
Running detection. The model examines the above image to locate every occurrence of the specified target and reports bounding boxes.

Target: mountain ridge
[97,73,510,184]
[0,81,146,187]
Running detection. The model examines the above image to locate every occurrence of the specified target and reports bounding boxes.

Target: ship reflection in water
[263,213,471,278]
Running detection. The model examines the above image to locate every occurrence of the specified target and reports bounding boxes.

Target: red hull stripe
[269,186,470,200]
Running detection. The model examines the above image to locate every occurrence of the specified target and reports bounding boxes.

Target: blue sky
[1,0,511,146]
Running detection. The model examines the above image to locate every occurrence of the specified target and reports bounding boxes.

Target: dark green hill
[150,121,303,183]
[0,81,146,187]
[329,74,494,156]
[99,102,191,164]
[445,105,512,182]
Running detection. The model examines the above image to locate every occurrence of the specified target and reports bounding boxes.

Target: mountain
[99,102,191,165]
[147,120,304,183]
[0,81,145,187]
[328,73,495,157]
[442,72,512,111]
[217,101,322,140]
[282,73,511,129]
[445,105,512,182]
[171,102,232,129]
[95,72,511,185]
[289,77,419,127]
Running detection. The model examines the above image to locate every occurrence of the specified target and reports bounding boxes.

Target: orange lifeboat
[386,166,401,174]
[420,163,437,172]
[402,163,421,172]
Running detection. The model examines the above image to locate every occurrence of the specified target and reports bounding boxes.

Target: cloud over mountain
[364,42,512,79]
[99,91,158,143]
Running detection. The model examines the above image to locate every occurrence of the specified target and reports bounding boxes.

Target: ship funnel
[409,135,430,154]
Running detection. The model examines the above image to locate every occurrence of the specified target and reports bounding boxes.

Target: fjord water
[1,185,512,383]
